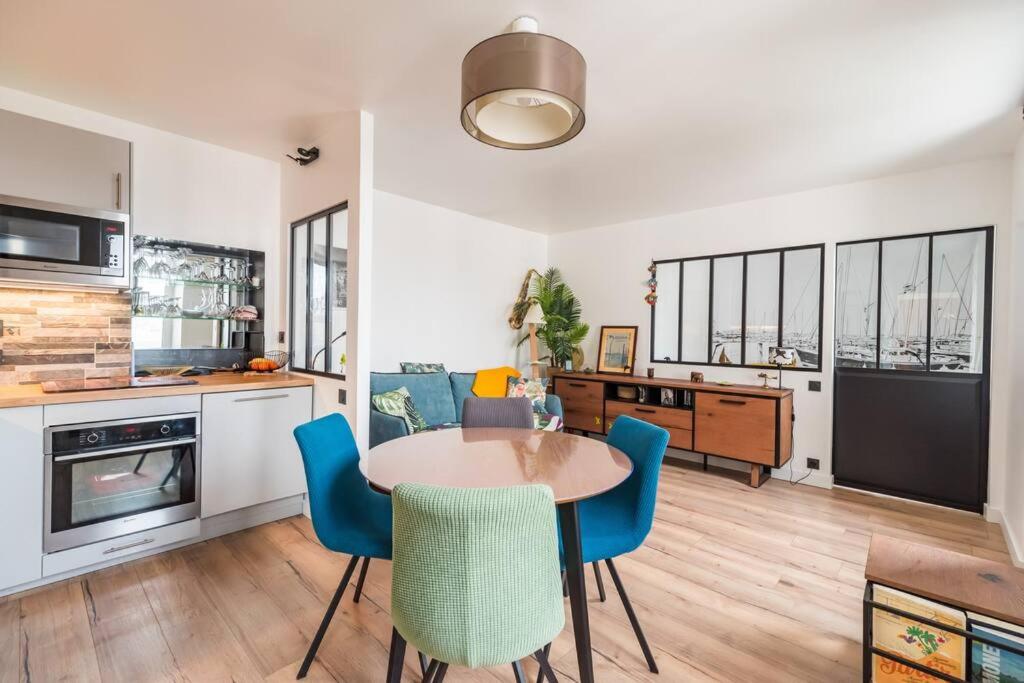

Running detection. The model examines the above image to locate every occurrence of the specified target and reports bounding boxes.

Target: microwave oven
[0,194,129,288]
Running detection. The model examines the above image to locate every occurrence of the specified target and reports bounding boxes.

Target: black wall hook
[286,146,320,166]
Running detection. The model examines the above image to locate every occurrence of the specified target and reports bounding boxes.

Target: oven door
[44,438,199,553]
[0,195,128,288]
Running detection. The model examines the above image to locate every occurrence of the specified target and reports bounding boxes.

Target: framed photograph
[660,388,676,406]
[597,326,638,374]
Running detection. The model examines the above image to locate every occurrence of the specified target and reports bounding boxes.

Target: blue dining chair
[292,413,395,679]
[545,415,670,680]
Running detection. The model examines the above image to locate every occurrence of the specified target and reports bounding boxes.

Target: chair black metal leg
[385,627,407,683]
[605,558,658,673]
[422,658,439,682]
[592,562,606,602]
[418,652,430,676]
[558,501,594,683]
[297,555,360,679]
[512,660,527,683]
[353,556,370,603]
[535,645,558,683]
[535,642,552,683]
[433,662,448,683]
[132,451,149,473]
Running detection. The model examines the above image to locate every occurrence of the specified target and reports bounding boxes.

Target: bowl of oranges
[247,351,289,374]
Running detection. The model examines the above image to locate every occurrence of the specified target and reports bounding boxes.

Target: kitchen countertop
[0,372,315,409]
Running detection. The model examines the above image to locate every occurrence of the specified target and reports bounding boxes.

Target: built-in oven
[0,194,129,288]
[43,414,200,553]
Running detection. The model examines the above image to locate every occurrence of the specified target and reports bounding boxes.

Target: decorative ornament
[645,259,658,306]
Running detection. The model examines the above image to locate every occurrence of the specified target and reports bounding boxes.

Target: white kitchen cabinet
[0,108,130,213]
[0,406,43,591]
[200,387,312,517]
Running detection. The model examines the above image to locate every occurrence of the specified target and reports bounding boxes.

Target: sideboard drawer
[694,393,776,464]
[605,400,694,450]
[555,378,604,432]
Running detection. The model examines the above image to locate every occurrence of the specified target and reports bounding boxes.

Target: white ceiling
[1,1,1022,233]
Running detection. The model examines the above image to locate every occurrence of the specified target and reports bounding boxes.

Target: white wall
[549,159,1014,495]
[1003,133,1024,566]
[371,191,548,374]
[279,112,375,449]
[0,86,282,341]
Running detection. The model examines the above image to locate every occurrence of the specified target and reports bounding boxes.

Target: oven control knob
[160,424,171,435]
[86,432,100,444]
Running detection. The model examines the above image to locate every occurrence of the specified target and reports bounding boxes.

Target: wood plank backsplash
[0,287,132,385]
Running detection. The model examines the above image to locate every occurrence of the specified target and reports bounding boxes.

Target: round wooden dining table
[362,427,633,683]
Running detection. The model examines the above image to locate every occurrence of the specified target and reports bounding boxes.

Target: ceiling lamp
[461,16,586,150]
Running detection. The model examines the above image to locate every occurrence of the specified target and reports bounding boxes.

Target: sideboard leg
[749,464,770,488]
[702,454,708,471]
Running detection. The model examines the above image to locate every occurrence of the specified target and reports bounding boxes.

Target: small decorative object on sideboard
[615,385,639,401]
[660,387,676,406]
[757,372,778,389]
[647,368,655,379]
[690,371,704,383]
[247,350,289,374]
[597,325,638,374]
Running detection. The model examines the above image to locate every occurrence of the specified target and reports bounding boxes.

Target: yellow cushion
[472,366,521,398]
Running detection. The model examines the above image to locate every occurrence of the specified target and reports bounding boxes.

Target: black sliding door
[832,227,992,512]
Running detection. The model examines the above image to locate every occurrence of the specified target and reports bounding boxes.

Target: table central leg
[557,500,594,683]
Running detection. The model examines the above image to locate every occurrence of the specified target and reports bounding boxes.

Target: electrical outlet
[278,331,285,344]
[338,388,347,405]
[808,380,821,392]
[807,458,820,470]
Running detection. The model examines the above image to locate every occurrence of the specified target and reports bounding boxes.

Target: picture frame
[660,388,676,406]
[597,325,638,375]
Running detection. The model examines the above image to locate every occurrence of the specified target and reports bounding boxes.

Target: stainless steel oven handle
[102,537,154,555]
[52,437,197,462]
[233,393,289,403]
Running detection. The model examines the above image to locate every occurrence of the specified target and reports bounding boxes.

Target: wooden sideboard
[549,370,793,487]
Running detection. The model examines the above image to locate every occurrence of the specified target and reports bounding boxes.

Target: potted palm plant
[518,268,590,369]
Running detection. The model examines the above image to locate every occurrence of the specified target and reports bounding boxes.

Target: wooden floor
[0,462,1009,682]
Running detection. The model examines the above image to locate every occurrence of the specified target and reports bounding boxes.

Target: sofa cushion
[400,362,446,374]
[507,376,550,414]
[449,372,477,423]
[371,371,457,426]
[371,387,428,434]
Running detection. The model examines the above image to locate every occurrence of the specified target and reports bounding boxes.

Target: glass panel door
[930,231,986,373]
[880,237,929,371]
[835,242,879,368]
[652,262,680,362]
[711,256,743,364]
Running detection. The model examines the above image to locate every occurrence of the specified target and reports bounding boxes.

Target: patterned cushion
[371,387,428,434]
[507,377,549,414]
[533,413,563,432]
[400,362,446,374]
[423,422,461,432]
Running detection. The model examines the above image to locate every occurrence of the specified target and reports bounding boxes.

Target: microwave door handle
[51,437,197,462]
[115,173,122,210]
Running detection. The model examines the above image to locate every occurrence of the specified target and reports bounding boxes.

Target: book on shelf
[968,611,1024,683]
[872,584,967,682]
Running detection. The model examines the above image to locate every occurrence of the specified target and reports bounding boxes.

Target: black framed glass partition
[835,226,990,374]
[289,202,348,379]
[651,243,824,370]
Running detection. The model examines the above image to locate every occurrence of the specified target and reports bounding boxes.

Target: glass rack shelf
[131,314,260,322]
[133,275,261,291]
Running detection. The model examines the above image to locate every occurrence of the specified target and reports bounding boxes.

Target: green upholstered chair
[385,483,564,682]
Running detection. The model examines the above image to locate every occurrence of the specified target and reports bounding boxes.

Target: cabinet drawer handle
[115,172,122,210]
[568,382,587,388]
[635,407,656,414]
[103,537,154,555]
[719,398,747,405]
[234,393,289,403]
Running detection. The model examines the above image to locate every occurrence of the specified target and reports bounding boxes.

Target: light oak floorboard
[0,461,1007,682]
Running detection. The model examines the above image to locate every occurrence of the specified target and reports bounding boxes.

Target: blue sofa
[369,371,563,448]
